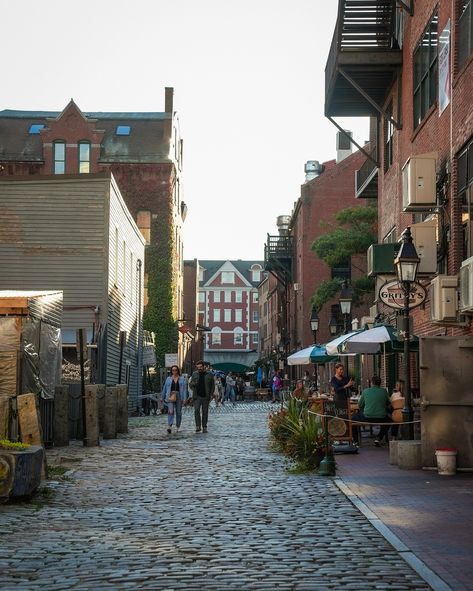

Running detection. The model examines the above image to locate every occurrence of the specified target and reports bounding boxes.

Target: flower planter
[0,445,44,503]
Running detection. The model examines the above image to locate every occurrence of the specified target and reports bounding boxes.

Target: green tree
[311,206,377,309]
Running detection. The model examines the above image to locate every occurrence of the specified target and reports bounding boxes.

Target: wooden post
[17,393,43,445]
[96,384,106,433]
[84,385,100,447]
[116,384,129,434]
[53,386,69,447]
[103,386,117,439]
[0,397,10,440]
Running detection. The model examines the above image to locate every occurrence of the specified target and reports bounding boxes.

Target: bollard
[116,384,129,434]
[398,441,422,470]
[0,397,10,440]
[53,386,70,447]
[103,386,118,439]
[389,440,399,465]
[84,385,100,447]
[17,393,43,446]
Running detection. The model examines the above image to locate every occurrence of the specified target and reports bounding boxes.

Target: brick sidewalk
[336,444,473,591]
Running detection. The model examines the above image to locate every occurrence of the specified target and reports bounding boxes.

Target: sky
[1,0,368,261]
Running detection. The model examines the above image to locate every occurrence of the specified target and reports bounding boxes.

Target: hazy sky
[1,0,368,261]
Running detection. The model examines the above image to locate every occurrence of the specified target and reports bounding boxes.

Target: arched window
[53,140,66,174]
[78,141,91,173]
[234,327,244,345]
[251,264,262,283]
[212,327,222,345]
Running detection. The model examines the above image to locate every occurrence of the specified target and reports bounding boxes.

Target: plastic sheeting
[21,318,61,400]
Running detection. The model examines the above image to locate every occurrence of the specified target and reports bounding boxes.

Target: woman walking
[162,365,188,434]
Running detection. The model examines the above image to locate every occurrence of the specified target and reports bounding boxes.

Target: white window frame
[213,309,220,322]
[234,328,243,345]
[235,291,242,303]
[199,292,205,303]
[252,310,259,323]
[214,290,221,303]
[224,291,232,303]
[224,309,231,322]
[221,271,235,284]
[212,328,221,345]
[235,309,242,322]
[252,292,258,303]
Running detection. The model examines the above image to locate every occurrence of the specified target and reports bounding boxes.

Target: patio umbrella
[325,331,362,356]
[343,325,419,354]
[287,344,338,365]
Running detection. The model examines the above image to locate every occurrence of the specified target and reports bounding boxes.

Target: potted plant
[0,440,44,503]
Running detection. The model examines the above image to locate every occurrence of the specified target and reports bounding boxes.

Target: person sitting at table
[351,375,391,446]
[292,379,309,402]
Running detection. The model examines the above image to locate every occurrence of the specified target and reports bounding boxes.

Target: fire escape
[264,220,294,362]
[325,0,412,198]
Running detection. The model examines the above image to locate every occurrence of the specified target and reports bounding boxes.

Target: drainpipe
[136,259,143,412]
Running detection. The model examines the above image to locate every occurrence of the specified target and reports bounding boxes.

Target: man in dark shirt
[189,360,215,433]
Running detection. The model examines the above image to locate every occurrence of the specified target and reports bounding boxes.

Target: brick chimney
[165,87,174,113]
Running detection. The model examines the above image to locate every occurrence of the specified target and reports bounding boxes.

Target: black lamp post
[339,280,353,334]
[394,226,420,440]
[310,307,319,391]
[329,314,338,337]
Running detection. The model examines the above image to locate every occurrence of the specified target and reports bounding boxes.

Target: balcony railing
[355,147,378,198]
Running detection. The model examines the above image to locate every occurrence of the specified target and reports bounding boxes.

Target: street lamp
[309,307,319,392]
[394,226,420,440]
[339,280,353,334]
[329,314,338,336]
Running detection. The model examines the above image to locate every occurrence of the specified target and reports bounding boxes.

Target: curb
[333,478,452,591]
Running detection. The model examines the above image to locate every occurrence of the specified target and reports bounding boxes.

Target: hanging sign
[438,19,451,114]
[379,279,427,310]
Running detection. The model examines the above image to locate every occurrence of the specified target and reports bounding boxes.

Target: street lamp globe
[329,315,338,336]
[339,280,353,315]
[394,227,420,284]
[310,307,319,333]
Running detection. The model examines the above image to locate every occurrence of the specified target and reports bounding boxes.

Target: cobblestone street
[0,404,431,590]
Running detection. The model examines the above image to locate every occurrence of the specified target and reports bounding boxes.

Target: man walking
[189,360,215,433]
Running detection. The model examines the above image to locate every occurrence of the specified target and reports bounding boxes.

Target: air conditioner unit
[430,275,458,322]
[293,283,300,291]
[411,220,437,275]
[367,243,398,276]
[459,256,473,313]
[402,155,437,211]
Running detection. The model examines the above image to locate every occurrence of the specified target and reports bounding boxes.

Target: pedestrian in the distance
[162,365,189,434]
[226,372,237,405]
[189,360,215,433]
[271,370,282,403]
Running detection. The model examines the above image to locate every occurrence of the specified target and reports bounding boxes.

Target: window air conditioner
[410,220,437,275]
[429,275,458,322]
[293,283,300,291]
[402,155,437,211]
[459,256,473,313]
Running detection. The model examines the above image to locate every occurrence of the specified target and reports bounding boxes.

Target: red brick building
[197,260,263,372]
[325,0,473,389]
[0,88,187,367]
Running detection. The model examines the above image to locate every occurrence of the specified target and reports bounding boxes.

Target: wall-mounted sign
[164,353,178,367]
[379,280,427,310]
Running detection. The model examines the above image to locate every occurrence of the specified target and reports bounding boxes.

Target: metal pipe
[402,282,414,440]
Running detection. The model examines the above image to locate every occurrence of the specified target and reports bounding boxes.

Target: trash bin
[435,448,457,475]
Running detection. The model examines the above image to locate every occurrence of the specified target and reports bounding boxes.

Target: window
[331,260,351,281]
[384,103,394,172]
[199,267,204,282]
[235,309,242,322]
[221,271,235,284]
[29,124,44,135]
[214,291,221,303]
[224,291,232,303]
[458,140,473,260]
[116,125,131,135]
[212,328,221,345]
[251,269,261,282]
[252,333,259,345]
[78,141,90,173]
[122,241,126,291]
[252,292,258,303]
[459,0,473,69]
[213,309,221,322]
[114,227,119,286]
[144,272,149,307]
[224,309,231,322]
[234,328,243,345]
[252,310,259,323]
[130,252,134,301]
[53,141,66,174]
[235,291,242,303]
[198,292,205,303]
[413,11,439,129]
[137,210,151,244]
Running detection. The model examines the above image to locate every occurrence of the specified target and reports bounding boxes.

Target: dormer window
[28,124,44,135]
[116,126,131,136]
[53,141,66,174]
[78,141,90,173]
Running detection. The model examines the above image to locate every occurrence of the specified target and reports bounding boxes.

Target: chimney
[165,87,174,113]
[304,160,324,182]
[276,215,291,236]
[336,130,353,163]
